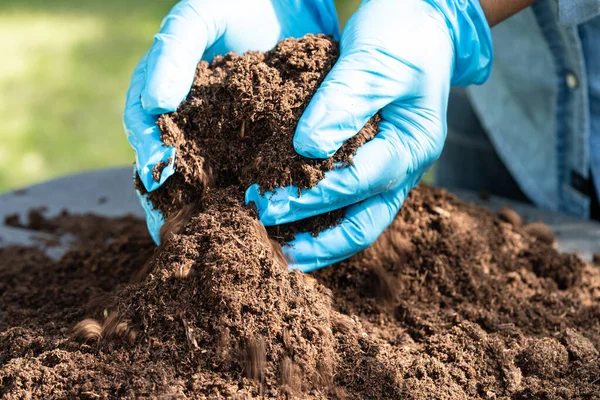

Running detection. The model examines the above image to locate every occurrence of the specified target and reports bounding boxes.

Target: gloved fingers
[202,0,341,61]
[283,184,410,272]
[272,1,341,41]
[293,0,460,161]
[142,0,225,114]
[141,0,346,114]
[134,177,165,245]
[124,55,176,192]
[293,45,421,159]
[246,120,421,226]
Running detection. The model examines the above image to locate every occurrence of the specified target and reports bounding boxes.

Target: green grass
[0,0,360,192]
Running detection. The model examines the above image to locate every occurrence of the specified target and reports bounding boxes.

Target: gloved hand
[124,0,340,244]
[246,0,493,271]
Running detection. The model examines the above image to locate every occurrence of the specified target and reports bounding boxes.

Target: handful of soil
[140,34,378,241]
[1,35,599,399]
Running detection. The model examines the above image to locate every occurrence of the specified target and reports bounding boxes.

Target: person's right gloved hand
[123,0,340,244]
[246,0,493,271]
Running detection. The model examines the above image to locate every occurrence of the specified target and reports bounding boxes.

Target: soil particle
[244,336,267,381]
[561,328,599,361]
[3,213,20,228]
[5,208,50,231]
[13,188,28,196]
[280,356,302,395]
[497,206,522,226]
[517,338,569,379]
[523,243,583,290]
[478,190,490,201]
[152,157,172,183]
[523,222,555,245]
[73,319,102,342]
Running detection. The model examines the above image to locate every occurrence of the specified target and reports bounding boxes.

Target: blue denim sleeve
[558,0,600,25]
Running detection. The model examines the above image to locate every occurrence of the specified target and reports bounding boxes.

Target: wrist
[479,0,537,26]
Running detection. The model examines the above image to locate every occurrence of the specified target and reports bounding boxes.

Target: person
[123,0,599,271]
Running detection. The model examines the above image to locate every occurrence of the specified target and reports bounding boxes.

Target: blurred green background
[0,0,361,192]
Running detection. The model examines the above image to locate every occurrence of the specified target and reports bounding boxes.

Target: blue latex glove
[246,0,493,272]
[123,0,340,244]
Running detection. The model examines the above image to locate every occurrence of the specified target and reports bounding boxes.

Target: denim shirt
[580,15,600,209]
[466,0,600,218]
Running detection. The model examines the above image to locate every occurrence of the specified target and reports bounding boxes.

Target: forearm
[479,0,537,26]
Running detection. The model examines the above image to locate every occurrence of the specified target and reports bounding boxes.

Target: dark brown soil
[2,187,599,399]
[1,35,599,399]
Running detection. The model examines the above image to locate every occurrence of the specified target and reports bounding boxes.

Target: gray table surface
[1,167,599,261]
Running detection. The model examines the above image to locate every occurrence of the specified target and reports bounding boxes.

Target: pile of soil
[2,188,599,399]
[1,35,599,399]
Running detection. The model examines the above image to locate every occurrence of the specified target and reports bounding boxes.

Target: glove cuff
[428,0,494,86]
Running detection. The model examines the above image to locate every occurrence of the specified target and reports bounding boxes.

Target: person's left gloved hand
[123,0,340,244]
[246,0,493,272]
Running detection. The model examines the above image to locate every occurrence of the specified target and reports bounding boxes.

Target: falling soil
[1,35,600,399]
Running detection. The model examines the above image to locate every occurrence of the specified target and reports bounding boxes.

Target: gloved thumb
[293,45,414,159]
[142,0,224,114]
[292,0,441,160]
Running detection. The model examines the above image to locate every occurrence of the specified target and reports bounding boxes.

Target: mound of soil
[1,35,599,399]
[2,187,600,399]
